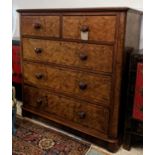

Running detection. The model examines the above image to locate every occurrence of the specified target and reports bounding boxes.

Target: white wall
[12,0,143,10]
[12,0,143,48]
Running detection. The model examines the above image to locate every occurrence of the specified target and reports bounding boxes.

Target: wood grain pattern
[22,38,113,73]
[108,13,126,138]
[23,85,109,133]
[21,16,60,37]
[23,62,112,105]
[63,16,117,42]
[18,8,142,152]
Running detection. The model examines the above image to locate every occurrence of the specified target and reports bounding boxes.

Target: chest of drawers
[17,8,142,152]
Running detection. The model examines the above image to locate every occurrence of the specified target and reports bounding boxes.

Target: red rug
[12,117,90,155]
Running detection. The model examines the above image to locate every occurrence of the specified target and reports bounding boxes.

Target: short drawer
[23,62,112,105]
[63,15,117,42]
[23,85,109,133]
[21,16,60,37]
[23,38,113,73]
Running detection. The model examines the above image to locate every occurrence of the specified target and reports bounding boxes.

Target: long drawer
[63,15,117,42]
[23,85,109,133]
[23,62,112,105]
[23,38,113,73]
[21,16,60,37]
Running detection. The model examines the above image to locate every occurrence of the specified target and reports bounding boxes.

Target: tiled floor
[87,145,143,155]
[16,101,143,155]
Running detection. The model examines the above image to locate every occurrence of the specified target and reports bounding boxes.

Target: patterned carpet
[12,117,90,155]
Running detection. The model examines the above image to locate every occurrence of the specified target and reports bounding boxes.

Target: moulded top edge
[17,7,142,14]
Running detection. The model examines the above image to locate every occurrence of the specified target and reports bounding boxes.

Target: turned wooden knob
[34,48,42,54]
[80,25,89,32]
[36,98,43,106]
[78,111,86,119]
[35,73,44,79]
[79,82,87,90]
[79,53,88,61]
[33,22,41,29]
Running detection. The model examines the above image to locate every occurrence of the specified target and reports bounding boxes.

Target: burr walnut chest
[17,8,142,152]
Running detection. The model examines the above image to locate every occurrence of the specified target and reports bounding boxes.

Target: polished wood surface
[24,85,109,133]
[21,16,60,37]
[108,12,126,138]
[18,8,142,152]
[23,62,111,105]
[23,38,114,73]
[63,15,116,42]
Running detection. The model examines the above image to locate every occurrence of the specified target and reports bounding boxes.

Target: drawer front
[21,16,60,37]
[63,15,117,42]
[23,85,109,133]
[23,62,111,105]
[23,38,113,73]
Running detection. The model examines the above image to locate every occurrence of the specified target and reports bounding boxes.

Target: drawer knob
[36,98,43,106]
[78,111,86,119]
[79,53,88,61]
[79,82,87,90]
[33,23,41,29]
[34,48,42,54]
[35,73,44,79]
[80,25,89,32]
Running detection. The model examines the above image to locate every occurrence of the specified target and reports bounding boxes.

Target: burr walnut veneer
[17,8,142,152]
